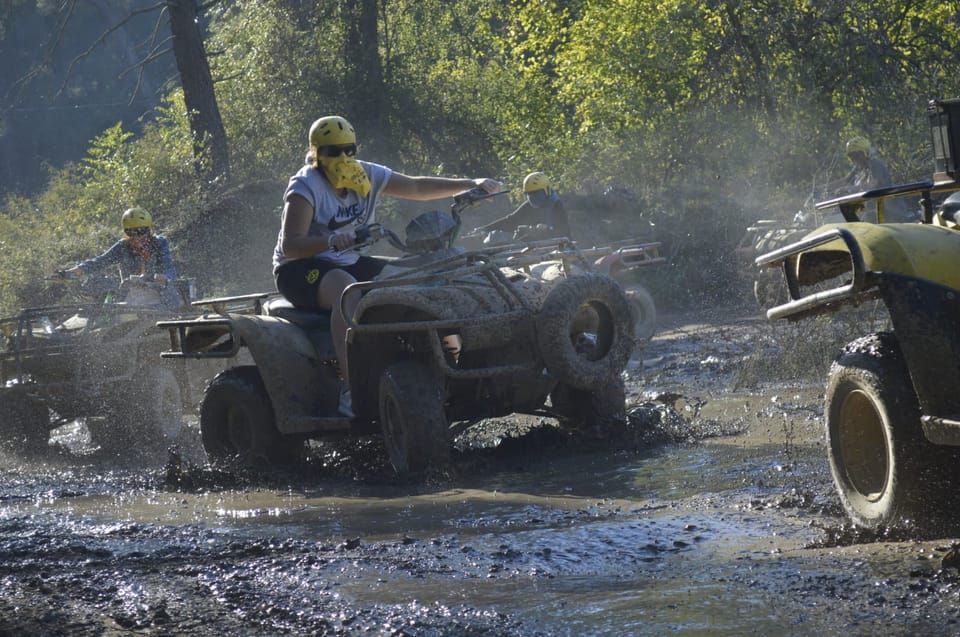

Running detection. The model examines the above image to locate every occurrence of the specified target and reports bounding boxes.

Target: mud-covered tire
[550,377,627,439]
[537,274,635,390]
[627,286,657,343]
[379,360,450,475]
[200,366,300,466]
[1,393,49,455]
[826,333,955,530]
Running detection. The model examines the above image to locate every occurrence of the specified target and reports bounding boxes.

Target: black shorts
[274,255,387,309]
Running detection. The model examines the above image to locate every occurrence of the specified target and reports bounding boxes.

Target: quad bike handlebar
[451,185,508,210]
[344,186,510,256]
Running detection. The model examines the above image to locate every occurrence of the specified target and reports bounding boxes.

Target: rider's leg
[317,269,359,389]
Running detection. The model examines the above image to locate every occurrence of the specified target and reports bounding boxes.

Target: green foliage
[4,0,960,315]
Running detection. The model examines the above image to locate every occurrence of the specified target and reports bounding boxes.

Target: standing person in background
[827,136,919,222]
[272,115,502,416]
[472,171,571,241]
[59,207,180,307]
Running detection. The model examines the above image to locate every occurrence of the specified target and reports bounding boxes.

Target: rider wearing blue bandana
[472,171,571,240]
[60,207,180,307]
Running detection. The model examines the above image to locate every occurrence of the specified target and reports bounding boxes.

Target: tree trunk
[341,0,385,146]
[167,0,230,183]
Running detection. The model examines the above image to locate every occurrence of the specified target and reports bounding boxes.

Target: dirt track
[3,305,960,636]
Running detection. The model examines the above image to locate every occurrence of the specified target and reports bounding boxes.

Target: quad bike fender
[348,282,546,418]
[224,314,336,432]
[353,283,537,349]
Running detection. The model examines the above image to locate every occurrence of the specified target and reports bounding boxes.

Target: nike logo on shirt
[329,218,355,231]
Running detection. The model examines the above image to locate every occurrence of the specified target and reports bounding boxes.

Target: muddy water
[3,309,960,634]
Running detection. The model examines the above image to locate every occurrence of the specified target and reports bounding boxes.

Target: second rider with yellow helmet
[60,207,180,306]
[272,115,501,416]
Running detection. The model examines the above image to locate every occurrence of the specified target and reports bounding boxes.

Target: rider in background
[827,136,919,223]
[473,171,571,241]
[272,115,501,416]
[60,207,180,306]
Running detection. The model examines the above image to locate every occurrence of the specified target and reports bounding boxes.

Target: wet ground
[4,304,960,635]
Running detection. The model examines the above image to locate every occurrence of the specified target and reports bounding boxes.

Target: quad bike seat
[262,297,332,331]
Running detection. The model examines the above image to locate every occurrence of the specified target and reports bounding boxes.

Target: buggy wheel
[379,360,450,475]
[826,333,955,530]
[200,366,300,466]
[537,274,635,390]
[550,376,627,440]
[1,393,50,455]
[627,286,657,343]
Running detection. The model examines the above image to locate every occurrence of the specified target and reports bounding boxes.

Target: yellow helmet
[309,116,356,148]
[845,136,871,155]
[121,207,152,230]
[522,172,551,194]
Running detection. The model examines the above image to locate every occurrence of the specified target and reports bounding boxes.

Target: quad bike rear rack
[157,292,274,359]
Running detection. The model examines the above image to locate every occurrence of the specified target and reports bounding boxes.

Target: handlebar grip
[354,226,372,243]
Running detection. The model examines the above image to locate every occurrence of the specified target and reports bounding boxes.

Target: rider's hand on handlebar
[327,230,355,252]
[473,178,503,194]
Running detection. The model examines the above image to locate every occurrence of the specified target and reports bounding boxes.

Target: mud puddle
[4,308,960,635]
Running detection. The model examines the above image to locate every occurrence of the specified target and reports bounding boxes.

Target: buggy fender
[787,222,960,289]
[227,314,337,431]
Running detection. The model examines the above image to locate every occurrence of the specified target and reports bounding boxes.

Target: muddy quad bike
[159,187,641,474]
[0,274,197,455]
[755,98,960,530]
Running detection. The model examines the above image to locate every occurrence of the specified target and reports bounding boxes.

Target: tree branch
[55,1,168,99]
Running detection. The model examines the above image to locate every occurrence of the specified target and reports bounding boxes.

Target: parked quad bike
[755,97,960,531]
[159,187,645,474]
[0,274,197,456]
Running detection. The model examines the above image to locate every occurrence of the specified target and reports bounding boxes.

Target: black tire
[550,376,627,440]
[379,360,450,475]
[200,366,300,466]
[627,286,657,343]
[1,393,49,455]
[826,332,954,530]
[537,274,635,390]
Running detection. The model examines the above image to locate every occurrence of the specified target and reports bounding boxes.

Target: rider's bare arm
[279,194,349,254]
[383,173,501,201]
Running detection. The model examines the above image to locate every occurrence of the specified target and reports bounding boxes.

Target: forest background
[1,0,959,316]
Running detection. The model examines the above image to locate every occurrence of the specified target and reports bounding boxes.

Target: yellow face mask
[317,155,371,197]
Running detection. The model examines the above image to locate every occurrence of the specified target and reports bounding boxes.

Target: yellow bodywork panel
[796,222,960,290]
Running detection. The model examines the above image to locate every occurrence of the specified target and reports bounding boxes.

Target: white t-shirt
[273,161,393,272]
